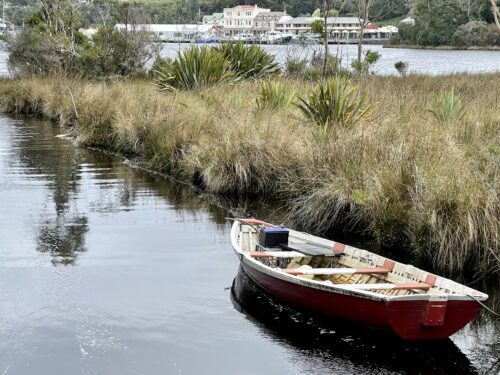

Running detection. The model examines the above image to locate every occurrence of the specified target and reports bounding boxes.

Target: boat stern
[386,296,482,340]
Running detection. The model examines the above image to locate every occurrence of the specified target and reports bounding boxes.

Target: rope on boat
[467,293,499,316]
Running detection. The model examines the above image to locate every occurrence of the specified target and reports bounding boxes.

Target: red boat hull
[242,261,481,340]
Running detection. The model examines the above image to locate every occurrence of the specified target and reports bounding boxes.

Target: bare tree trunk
[357,0,373,65]
[323,0,330,77]
[491,0,500,30]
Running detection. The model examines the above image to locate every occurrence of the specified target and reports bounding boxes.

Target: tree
[8,0,158,77]
[406,0,469,45]
[322,0,330,76]
[8,0,85,75]
[452,20,489,45]
[78,26,158,77]
[310,19,324,35]
[355,0,374,66]
[491,0,500,29]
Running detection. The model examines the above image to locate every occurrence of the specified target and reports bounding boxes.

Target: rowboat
[230,218,488,340]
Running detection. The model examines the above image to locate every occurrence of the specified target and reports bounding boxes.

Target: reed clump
[0,73,498,275]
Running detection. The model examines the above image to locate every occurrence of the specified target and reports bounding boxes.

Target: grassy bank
[0,74,498,275]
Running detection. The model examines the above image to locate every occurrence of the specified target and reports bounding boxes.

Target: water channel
[0,115,498,374]
[159,43,500,75]
[1,44,500,76]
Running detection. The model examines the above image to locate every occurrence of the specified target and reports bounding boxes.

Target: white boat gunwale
[231,219,489,303]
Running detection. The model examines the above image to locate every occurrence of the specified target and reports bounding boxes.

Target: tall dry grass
[0,73,498,275]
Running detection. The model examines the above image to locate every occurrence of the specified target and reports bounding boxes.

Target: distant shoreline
[385,44,500,51]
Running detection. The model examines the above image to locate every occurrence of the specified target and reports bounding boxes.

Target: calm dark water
[0,116,498,374]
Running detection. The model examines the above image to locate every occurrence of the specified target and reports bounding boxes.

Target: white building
[202,12,224,27]
[276,17,362,36]
[363,25,398,40]
[114,24,218,42]
[253,11,291,35]
[223,4,270,36]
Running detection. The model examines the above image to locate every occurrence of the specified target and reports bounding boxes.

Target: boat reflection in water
[231,267,477,375]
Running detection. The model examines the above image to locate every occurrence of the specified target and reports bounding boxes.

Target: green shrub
[78,26,158,78]
[394,61,409,77]
[296,77,373,140]
[452,22,500,46]
[351,50,380,75]
[215,42,280,81]
[256,80,296,111]
[427,88,465,123]
[285,57,307,76]
[154,46,231,92]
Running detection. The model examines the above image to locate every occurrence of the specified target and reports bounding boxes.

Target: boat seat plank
[280,242,342,256]
[335,282,431,291]
[250,251,306,258]
[281,268,389,276]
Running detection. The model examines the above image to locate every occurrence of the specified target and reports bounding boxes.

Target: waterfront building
[276,16,362,36]
[114,24,218,42]
[202,12,224,27]
[362,25,398,41]
[253,11,291,35]
[223,4,270,36]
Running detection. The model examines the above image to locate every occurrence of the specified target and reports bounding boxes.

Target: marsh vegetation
[0,68,498,275]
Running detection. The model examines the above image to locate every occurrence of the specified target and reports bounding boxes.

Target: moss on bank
[0,74,498,275]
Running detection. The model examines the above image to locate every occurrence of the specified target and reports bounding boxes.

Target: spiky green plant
[296,77,373,139]
[256,80,296,111]
[154,46,230,92]
[427,88,465,123]
[215,42,280,81]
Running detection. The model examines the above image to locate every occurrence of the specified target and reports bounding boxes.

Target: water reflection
[36,216,89,265]
[9,122,89,265]
[231,267,490,375]
[7,119,232,265]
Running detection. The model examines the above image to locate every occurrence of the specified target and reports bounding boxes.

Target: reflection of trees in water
[36,216,88,265]
[13,121,90,265]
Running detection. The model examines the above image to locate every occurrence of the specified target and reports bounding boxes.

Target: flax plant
[427,88,465,123]
[255,80,296,111]
[296,77,373,141]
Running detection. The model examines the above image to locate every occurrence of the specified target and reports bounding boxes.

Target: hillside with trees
[3,0,411,26]
[4,0,499,46]
[394,0,500,46]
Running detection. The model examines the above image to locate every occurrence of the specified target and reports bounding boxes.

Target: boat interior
[237,221,486,299]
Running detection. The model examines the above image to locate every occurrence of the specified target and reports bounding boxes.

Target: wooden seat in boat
[279,242,342,256]
[336,282,432,291]
[250,251,305,258]
[280,267,389,276]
